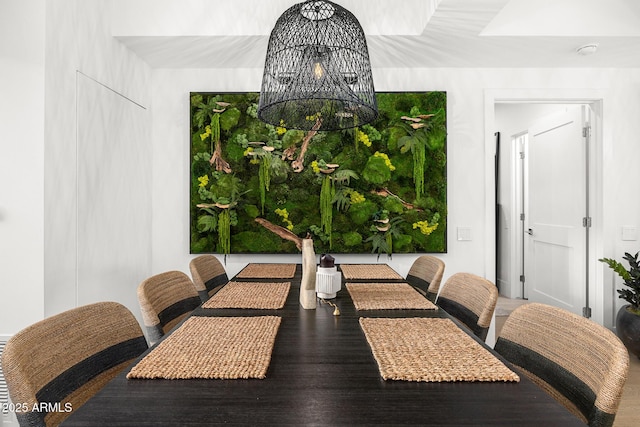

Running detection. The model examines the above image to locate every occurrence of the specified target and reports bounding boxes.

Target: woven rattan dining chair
[436,272,498,341]
[1,301,148,427]
[405,255,445,302]
[137,270,201,346]
[189,254,229,302]
[494,303,629,427]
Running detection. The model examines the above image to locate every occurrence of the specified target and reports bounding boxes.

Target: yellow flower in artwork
[276,119,287,135]
[412,220,438,236]
[374,151,396,171]
[197,175,209,188]
[200,125,212,141]
[349,190,365,204]
[243,147,254,157]
[275,208,294,230]
[311,160,321,174]
[356,129,372,147]
[275,208,288,219]
[250,158,260,165]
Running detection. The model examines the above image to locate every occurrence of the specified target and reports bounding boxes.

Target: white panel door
[524,106,586,315]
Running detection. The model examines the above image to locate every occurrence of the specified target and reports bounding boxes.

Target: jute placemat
[202,281,290,309]
[235,263,297,279]
[346,283,437,310]
[359,317,520,383]
[340,264,403,280]
[127,316,281,380]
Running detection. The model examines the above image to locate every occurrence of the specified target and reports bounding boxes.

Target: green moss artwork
[190,92,447,255]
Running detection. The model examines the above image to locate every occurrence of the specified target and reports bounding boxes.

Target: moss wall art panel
[190,92,447,255]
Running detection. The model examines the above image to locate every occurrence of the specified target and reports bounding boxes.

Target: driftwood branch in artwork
[255,218,303,251]
[371,187,423,211]
[291,118,322,173]
[281,144,297,161]
[256,217,317,309]
[210,140,232,173]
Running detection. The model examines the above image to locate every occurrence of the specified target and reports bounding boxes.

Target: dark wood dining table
[62,264,583,426]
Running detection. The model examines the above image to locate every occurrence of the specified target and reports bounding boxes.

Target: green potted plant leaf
[599,251,640,358]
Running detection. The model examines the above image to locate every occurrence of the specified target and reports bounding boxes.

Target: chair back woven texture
[405,255,445,302]
[189,255,229,302]
[137,270,201,345]
[494,303,629,427]
[436,272,498,341]
[1,301,148,427]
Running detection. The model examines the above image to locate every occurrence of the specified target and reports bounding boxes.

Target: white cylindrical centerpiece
[316,254,341,299]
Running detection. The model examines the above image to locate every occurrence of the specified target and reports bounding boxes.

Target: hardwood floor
[495,297,640,426]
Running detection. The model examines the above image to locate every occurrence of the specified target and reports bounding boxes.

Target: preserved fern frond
[211,113,220,152]
[218,209,231,255]
[259,154,271,214]
[320,175,335,248]
[333,188,351,212]
[413,140,426,197]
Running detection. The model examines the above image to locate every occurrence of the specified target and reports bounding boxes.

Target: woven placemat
[340,264,403,280]
[202,281,290,309]
[359,317,520,383]
[346,283,437,310]
[235,263,297,279]
[127,316,281,380]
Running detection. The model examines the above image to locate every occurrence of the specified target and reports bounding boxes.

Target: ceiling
[110,0,640,69]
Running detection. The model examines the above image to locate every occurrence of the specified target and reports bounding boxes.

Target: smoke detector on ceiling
[576,43,598,56]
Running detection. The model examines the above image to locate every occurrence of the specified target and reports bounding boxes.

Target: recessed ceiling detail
[481,0,640,37]
[110,0,435,37]
[110,0,640,68]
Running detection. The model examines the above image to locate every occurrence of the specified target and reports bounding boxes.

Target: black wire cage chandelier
[258,0,378,132]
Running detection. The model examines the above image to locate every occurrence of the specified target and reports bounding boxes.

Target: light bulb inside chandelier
[313,62,324,80]
[258,0,378,131]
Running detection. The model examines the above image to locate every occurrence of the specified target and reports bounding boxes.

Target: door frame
[513,131,527,299]
[485,89,607,324]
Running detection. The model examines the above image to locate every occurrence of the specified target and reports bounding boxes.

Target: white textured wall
[0,0,46,335]
[43,0,152,326]
[601,78,640,324]
[75,74,151,318]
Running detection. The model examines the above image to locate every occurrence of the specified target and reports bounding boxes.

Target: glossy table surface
[62,265,582,426]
